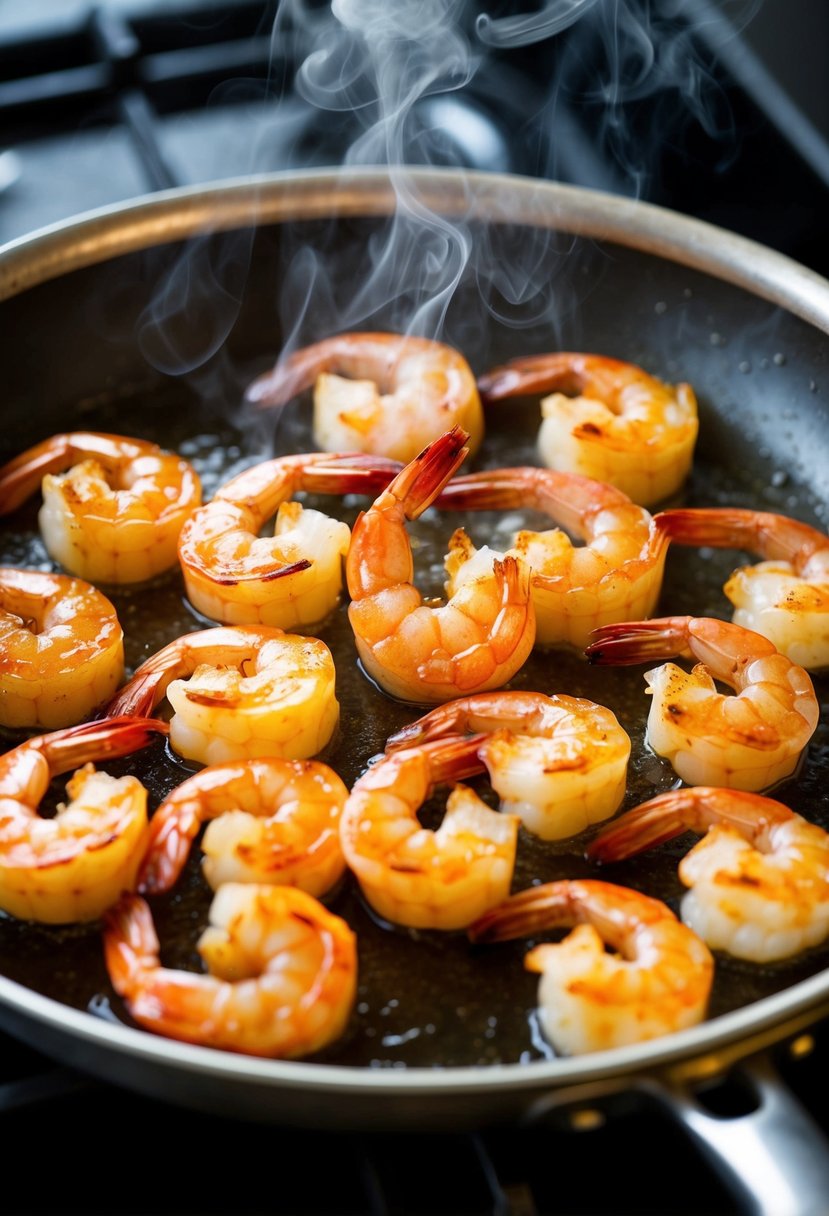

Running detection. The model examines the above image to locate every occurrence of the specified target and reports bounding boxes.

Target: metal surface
[1,168,829,1209]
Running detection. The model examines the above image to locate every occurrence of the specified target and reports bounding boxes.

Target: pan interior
[0,209,827,1073]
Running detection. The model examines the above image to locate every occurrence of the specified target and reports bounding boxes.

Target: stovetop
[2,3,829,1213]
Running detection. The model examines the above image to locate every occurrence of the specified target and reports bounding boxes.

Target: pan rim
[1,165,829,1096]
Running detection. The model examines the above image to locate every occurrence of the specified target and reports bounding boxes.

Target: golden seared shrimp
[139,757,348,899]
[346,428,535,703]
[479,353,698,506]
[0,432,201,584]
[0,567,124,729]
[587,616,819,791]
[104,885,356,1057]
[438,467,668,649]
[388,691,630,840]
[245,331,484,463]
[340,735,519,930]
[0,716,167,923]
[657,507,829,670]
[589,787,829,962]
[469,879,713,1055]
[106,625,338,766]
[178,452,399,632]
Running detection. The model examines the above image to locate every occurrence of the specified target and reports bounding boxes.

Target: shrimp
[139,757,348,899]
[468,879,714,1055]
[106,625,338,766]
[586,616,819,791]
[0,567,124,729]
[589,787,829,962]
[104,884,357,1058]
[0,716,167,923]
[178,452,400,632]
[656,507,829,670]
[437,467,668,649]
[0,432,201,584]
[346,428,535,703]
[244,332,484,463]
[387,691,630,841]
[478,353,698,507]
[340,734,519,930]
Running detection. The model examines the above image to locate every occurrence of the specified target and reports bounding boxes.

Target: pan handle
[657,1051,829,1216]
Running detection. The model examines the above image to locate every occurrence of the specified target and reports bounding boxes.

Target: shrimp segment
[388,692,630,840]
[589,787,829,962]
[104,885,357,1057]
[657,507,829,669]
[587,616,818,791]
[106,625,338,766]
[478,353,698,506]
[340,735,519,930]
[178,452,399,631]
[0,567,124,729]
[245,332,484,463]
[139,757,348,899]
[0,432,201,583]
[469,879,713,1055]
[438,467,668,648]
[0,716,167,923]
[346,428,535,703]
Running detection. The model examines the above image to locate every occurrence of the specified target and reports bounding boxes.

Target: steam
[136,0,765,389]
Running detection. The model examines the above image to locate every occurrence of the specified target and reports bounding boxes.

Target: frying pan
[1,169,829,1213]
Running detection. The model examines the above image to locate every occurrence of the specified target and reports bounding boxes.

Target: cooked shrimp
[587,615,819,791]
[469,879,713,1055]
[140,757,348,899]
[0,567,124,729]
[106,625,338,766]
[245,332,484,463]
[104,884,356,1057]
[589,787,829,962]
[387,691,630,840]
[657,507,829,670]
[178,452,399,631]
[0,432,201,584]
[346,428,535,703]
[438,467,668,649]
[0,716,167,923]
[479,353,698,506]
[340,734,519,930]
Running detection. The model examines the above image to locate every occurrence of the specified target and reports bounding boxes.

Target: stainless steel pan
[1,169,829,1214]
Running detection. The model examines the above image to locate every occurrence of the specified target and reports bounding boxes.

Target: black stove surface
[2,3,829,1213]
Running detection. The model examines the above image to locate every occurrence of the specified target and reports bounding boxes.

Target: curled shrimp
[340,735,519,930]
[437,467,668,649]
[0,432,201,584]
[387,691,630,841]
[657,507,829,670]
[589,787,829,962]
[0,567,124,729]
[0,716,167,923]
[587,615,819,791]
[139,757,348,899]
[106,625,338,766]
[245,331,484,463]
[469,879,714,1055]
[346,428,535,703]
[178,452,399,632]
[478,353,698,507]
[104,884,357,1058]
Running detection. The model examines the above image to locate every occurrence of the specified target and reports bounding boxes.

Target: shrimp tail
[139,800,203,895]
[477,353,581,401]
[106,668,171,718]
[390,426,470,521]
[104,893,161,985]
[298,454,402,497]
[468,878,594,943]
[588,787,795,863]
[244,343,328,408]
[657,507,827,568]
[586,616,692,664]
[35,716,168,776]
